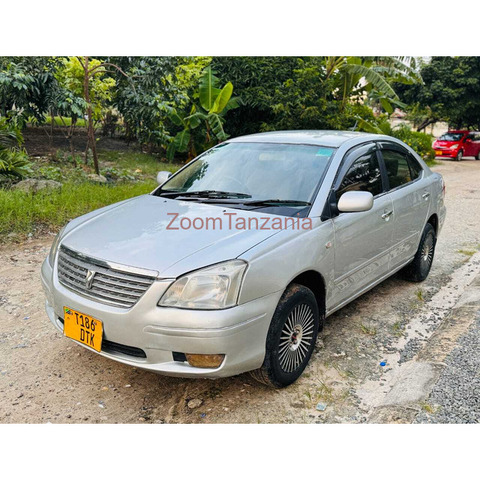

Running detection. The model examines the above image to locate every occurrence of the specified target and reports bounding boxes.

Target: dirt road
[1,159,479,424]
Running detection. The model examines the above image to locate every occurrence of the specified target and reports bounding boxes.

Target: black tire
[401,223,437,282]
[476,150,480,160]
[455,150,463,161]
[250,284,321,388]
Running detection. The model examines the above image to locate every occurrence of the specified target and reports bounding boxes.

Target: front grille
[57,246,156,309]
[101,339,147,358]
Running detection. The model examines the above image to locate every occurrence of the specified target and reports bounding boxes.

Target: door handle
[422,192,430,199]
[381,210,393,220]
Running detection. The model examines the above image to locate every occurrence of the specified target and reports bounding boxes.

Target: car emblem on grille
[85,269,96,289]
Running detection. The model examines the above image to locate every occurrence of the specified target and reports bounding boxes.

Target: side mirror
[337,191,374,213]
[157,171,172,185]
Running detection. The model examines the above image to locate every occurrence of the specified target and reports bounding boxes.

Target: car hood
[61,194,281,277]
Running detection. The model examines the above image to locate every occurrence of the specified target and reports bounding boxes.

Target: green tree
[0,57,60,126]
[398,57,480,130]
[57,56,119,174]
[211,56,303,136]
[211,56,419,137]
[109,56,181,149]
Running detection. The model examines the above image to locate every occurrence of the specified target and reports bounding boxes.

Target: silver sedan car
[41,131,446,387]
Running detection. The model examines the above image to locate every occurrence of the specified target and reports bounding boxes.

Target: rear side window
[382,149,414,189]
[336,152,383,199]
[407,154,423,179]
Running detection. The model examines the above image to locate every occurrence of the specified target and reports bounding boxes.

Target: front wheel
[250,284,320,388]
[455,150,463,161]
[401,223,436,282]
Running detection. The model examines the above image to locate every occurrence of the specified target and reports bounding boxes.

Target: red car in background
[433,131,480,161]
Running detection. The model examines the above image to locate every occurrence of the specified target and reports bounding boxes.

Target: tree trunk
[50,109,54,148]
[83,56,100,175]
[69,122,77,167]
[416,118,437,132]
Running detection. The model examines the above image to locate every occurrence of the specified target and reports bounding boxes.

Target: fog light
[186,354,225,368]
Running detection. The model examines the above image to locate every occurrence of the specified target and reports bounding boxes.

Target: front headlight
[48,226,66,266]
[450,144,459,149]
[158,260,247,310]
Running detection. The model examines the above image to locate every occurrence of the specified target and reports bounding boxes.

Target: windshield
[159,142,334,203]
[439,133,465,141]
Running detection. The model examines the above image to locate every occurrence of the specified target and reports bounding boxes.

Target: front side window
[382,149,414,189]
[336,152,383,199]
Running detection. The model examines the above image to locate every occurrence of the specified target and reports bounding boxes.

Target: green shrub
[357,116,436,163]
[391,125,435,161]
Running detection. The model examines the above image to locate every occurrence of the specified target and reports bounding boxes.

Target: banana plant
[0,118,32,181]
[324,56,421,113]
[167,67,239,161]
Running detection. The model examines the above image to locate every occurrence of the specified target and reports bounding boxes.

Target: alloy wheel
[278,303,315,373]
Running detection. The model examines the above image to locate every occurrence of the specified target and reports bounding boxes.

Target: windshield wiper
[159,190,252,199]
[242,199,311,207]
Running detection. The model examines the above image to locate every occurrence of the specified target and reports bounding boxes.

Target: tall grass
[0,180,157,241]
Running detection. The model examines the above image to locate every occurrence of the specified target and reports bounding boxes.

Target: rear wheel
[250,284,320,388]
[476,150,480,160]
[455,150,463,161]
[401,223,436,282]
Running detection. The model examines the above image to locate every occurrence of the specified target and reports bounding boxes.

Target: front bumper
[434,148,457,158]
[41,258,281,378]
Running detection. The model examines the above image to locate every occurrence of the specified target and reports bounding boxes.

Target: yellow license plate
[435,150,443,155]
[64,307,103,352]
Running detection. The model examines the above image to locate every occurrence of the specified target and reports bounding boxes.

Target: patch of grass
[360,323,377,336]
[98,150,182,178]
[1,148,184,243]
[457,249,476,257]
[315,382,335,403]
[392,321,404,337]
[415,288,425,302]
[425,158,439,167]
[0,180,157,241]
[421,402,438,414]
[41,116,87,127]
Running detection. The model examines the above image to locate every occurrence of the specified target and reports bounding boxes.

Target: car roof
[227,130,376,148]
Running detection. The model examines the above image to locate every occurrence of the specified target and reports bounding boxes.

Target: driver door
[330,144,394,310]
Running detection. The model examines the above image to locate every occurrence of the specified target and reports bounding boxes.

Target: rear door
[464,133,477,157]
[465,132,480,158]
[330,143,394,309]
[378,142,430,271]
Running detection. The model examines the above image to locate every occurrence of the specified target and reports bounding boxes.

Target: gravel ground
[415,312,480,424]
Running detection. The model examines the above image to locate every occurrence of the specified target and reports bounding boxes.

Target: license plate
[63,307,103,352]
[435,150,443,155]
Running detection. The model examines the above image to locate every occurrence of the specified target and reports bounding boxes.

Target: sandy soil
[1,158,479,424]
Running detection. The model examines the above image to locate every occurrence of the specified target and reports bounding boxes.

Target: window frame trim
[332,142,388,200]
[377,141,424,194]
